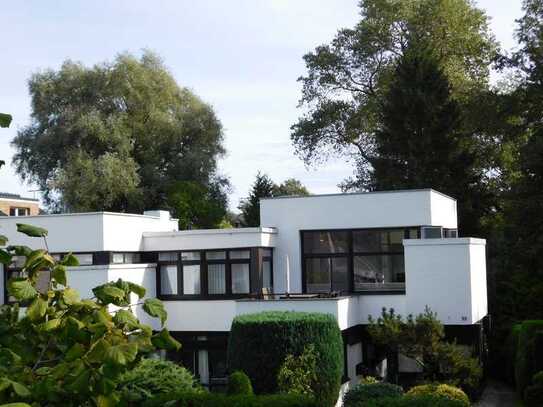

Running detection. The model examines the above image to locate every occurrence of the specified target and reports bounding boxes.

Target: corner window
[231,263,250,294]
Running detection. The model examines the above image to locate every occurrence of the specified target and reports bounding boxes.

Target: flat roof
[143,227,277,237]
[0,192,39,202]
[0,211,178,221]
[261,188,456,202]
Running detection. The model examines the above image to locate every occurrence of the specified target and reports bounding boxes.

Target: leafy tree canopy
[0,224,180,405]
[239,173,310,227]
[12,51,228,214]
[291,0,498,195]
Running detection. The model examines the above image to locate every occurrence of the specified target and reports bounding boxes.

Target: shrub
[228,371,253,395]
[437,342,483,399]
[533,370,543,386]
[406,384,469,406]
[142,392,318,407]
[118,359,199,402]
[515,320,543,396]
[343,382,403,406]
[278,344,318,396]
[363,395,468,407]
[504,324,522,385]
[227,311,343,406]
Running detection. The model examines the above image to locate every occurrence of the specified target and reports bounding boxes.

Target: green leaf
[113,309,138,329]
[128,282,146,298]
[8,278,38,301]
[86,338,111,364]
[60,253,79,267]
[65,343,86,361]
[62,287,80,305]
[92,285,126,305]
[105,343,138,365]
[26,297,48,321]
[16,223,48,238]
[96,393,120,407]
[0,404,33,407]
[6,245,32,257]
[10,381,31,397]
[0,235,8,246]
[0,378,10,392]
[52,265,67,286]
[143,298,167,325]
[0,113,12,128]
[66,369,91,394]
[0,250,12,265]
[151,328,181,351]
[35,367,52,376]
[40,318,61,332]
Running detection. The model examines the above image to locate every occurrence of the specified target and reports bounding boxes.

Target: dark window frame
[301,227,421,295]
[156,247,272,300]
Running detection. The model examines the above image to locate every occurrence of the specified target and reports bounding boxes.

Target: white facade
[0,189,486,329]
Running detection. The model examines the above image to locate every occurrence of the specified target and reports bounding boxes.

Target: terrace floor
[475,380,519,407]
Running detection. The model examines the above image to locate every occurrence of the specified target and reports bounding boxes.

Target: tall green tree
[291,0,499,234]
[238,173,275,227]
[370,40,488,234]
[167,179,229,230]
[12,51,228,214]
[273,178,310,197]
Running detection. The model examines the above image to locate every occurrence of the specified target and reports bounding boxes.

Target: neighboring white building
[0,189,488,388]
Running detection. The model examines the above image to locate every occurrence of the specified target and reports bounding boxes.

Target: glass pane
[306,258,330,293]
[74,254,93,265]
[354,230,405,252]
[422,227,443,239]
[262,249,272,257]
[332,257,349,292]
[408,228,419,239]
[303,231,349,254]
[262,260,272,289]
[229,250,250,259]
[208,264,226,294]
[232,263,250,294]
[112,253,124,264]
[160,265,178,295]
[206,251,226,260]
[181,251,201,261]
[159,252,178,262]
[353,255,405,291]
[183,265,200,295]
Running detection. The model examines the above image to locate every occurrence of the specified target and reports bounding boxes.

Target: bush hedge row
[142,392,317,407]
[227,311,343,407]
[361,395,469,407]
[514,320,543,395]
[343,382,403,406]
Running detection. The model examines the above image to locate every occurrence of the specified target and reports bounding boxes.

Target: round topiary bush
[228,370,254,395]
[118,358,199,402]
[227,311,343,406]
[343,382,403,406]
[406,384,469,406]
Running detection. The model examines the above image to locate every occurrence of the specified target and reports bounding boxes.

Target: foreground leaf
[143,298,167,325]
[105,343,138,365]
[16,223,48,238]
[52,265,67,286]
[26,297,48,321]
[8,278,38,301]
[151,328,181,351]
[0,113,12,128]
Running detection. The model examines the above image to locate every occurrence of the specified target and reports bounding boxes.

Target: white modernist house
[0,189,488,388]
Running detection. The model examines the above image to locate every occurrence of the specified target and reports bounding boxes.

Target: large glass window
[231,263,250,294]
[208,264,226,294]
[303,228,417,294]
[183,265,201,294]
[160,265,178,295]
[303,231,349,254]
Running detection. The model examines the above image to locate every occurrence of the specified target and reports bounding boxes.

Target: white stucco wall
[142,228,276,251]
[404,238,487,325]
[0,211,178,253]
[260,189,457,293]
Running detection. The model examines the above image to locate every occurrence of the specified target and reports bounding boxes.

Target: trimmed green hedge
[343,382,403,406]
[505,324,522,385]
[515,320,543,395]
[362,395,469,407]
[228,371,254,395]
[227,311,343,406]
[142,392,317,407]
[406,384,469,406]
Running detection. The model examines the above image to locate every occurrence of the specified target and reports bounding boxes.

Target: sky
[0,0,524,211]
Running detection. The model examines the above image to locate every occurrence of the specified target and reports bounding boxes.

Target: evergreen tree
[370,40,488,235]
[238,173,275,227]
